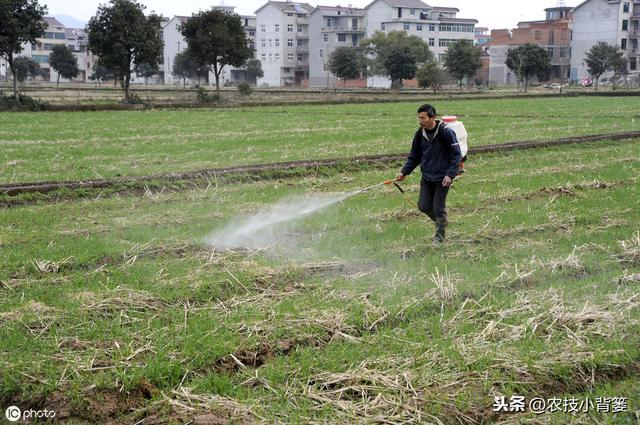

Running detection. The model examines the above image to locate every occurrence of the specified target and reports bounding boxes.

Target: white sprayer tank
[441,116,467,158]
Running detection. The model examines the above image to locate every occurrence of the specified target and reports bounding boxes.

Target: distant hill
[55,15,87,29]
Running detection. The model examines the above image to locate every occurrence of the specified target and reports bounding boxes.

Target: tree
[49,44,79,86]
[136,62,159,85]
[416,59,447,93]
[89,63,114,85]
[180,9,253,93]
[584,42,626,91]
[87,0,163,100]
[245,58,263,85]
[329,47,361,86]
[360,31,432,88]
[13,56,40,83]
[0,0,47,100]
[443,39,482,89]
[505,44,551,92]
[172,51,198,87]
[383,48,417,89]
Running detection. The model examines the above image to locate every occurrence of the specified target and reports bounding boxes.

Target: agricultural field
[1,96,639,184]
[0,97,639,424]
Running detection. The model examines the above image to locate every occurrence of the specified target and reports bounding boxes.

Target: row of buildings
[2,0,639,88]
[162,0,478,88]
[486,0,640,85]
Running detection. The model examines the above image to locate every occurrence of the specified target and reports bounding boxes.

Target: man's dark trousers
[418,179,449,227]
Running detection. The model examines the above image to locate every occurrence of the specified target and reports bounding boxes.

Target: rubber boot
[433,220,446,244]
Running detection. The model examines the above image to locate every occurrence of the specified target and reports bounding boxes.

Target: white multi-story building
[162,16,191,85]
[14,17,96,83]
[308,5,367,88]
[365,0,477,87]
[571,0,640,81]
[254,1,314,86]
[64,28,94,82]
[162,7,256,86]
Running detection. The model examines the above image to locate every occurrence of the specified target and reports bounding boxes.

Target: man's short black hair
[417,104,436,118]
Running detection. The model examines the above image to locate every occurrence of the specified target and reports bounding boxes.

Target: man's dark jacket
[400,121,462,182]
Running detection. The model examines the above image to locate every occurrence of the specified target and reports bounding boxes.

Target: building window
[249,30,255,36]
[439,24,475,33]
[327,18,332,27]
[622,20,628,31]
[297,25,303,33]
[623,2,629,13]
[352,19,358,29]
[338,33,346,42]
[323,33,328,43]
[547,47,554,57]
[417,24,422,31]
[297,40,303,48]
[438,53,446,62]
[288,53,293,62]
[287,13,292,16]
[275,24,279,32]
[429,38,435,47]
[560,47,569,57]
[352,34,358,45]
[268,39,272,47]
[32,54,49,63]
[261,54,266,61]
[261,39,266,47]
[621,38,627,49]
[410,8,415,15]
[287,39,293,47]
[404,23,410,30]
[249,41,255,50]
[297,54,303,62]
[261,25,265,32]
[275,53,280,61]
[275,39,280,47]
[381,23,385,30]
[319,48,323,58]
[429,24,435,31]
[287,24,293,32]
[439,38,456,47]
[43,43,55,51]
[630,57,636,70]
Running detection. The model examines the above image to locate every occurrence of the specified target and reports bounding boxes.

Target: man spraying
[396,104,462,244]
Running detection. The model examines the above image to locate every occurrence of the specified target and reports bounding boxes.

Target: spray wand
[356,178,418,209]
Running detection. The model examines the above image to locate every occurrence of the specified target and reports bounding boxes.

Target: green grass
[1,138,638,423]
[1,96,639,185]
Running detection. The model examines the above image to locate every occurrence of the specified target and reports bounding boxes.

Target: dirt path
[2,131,639,199]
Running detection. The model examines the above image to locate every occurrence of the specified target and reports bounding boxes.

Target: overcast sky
[45,0,572,31]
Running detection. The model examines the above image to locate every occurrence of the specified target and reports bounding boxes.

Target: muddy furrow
[2,130,639,198]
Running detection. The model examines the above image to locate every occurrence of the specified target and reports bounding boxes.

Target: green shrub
[0,91,48,111]
[237,81,252,96]
[123,93,144,104]
[196,87,222,104]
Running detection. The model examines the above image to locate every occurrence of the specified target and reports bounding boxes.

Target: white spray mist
[204,191,359,250]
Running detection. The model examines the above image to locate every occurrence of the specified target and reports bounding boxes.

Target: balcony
[628,47,640,56]
[321,26,366,33]
[629,29,640,37]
